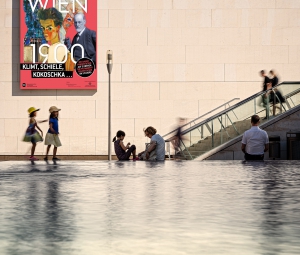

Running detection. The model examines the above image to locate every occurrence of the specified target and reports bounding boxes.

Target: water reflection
[0,161,300,254]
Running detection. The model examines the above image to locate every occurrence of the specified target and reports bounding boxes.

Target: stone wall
[1,0,300,156]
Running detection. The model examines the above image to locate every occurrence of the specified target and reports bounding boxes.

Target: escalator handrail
[162,98,240,138]
[179,81,300,136]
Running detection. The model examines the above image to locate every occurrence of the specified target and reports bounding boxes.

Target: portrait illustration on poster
[20,0,97,89]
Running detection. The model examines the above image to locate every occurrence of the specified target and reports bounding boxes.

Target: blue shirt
[151,134,165,161]
[48,118,59,134]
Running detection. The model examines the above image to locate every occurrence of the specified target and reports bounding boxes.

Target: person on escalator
[260,70,271,119]
[260,70,270,92]
[171,118,185,159]
[269,70,285,116]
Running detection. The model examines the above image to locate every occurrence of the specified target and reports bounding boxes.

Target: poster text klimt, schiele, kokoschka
[20,0,97,89]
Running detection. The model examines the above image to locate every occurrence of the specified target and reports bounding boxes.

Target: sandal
[29,156,39,161]
[52,157,61,161]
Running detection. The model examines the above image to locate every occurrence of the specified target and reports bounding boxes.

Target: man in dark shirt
[260,70,271,119]
[260,70,270,91]
[71,13,96,66]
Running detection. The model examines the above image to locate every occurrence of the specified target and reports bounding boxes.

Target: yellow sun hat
[27,107,40,114]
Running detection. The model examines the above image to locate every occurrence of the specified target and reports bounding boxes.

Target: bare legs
[45,145,58,159]
[46,145,51,157]
[53,147,57,158]
[31,143,36,157]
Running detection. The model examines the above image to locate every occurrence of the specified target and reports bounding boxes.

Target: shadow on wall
[12,2,97,97]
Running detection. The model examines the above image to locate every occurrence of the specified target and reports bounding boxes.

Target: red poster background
[20,0,97,90]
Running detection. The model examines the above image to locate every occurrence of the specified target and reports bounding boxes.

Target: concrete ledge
[195,105,300,161]
[0,155,119,161]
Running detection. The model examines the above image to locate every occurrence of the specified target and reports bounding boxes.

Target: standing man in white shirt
[241,115,269,160]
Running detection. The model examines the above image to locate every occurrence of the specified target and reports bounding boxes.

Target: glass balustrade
[168,82,300,160]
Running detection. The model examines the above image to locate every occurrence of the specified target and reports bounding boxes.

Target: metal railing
[164,82,300,160]
[163,98,240,140]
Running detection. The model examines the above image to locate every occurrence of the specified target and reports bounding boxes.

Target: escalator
[163,82,300,160]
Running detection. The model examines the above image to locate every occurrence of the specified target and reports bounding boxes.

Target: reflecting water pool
[0,160,300,255]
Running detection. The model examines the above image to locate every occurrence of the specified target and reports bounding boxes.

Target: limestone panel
[173,100,199,118]
[225,64,285,82]
[121,64,167,81]
[96,100,109,119]
[4,136,17,154]
[40,100,96,120]
[70,137,87,154]
[104,82,159,101]
[98,28,122,45]
[97,9,109,28]
[122,64,224,82]
[16,100,46,119]
[282,64,300,81]
[0,137,5,154]
[183,28,212,45]
[0,9,5,27]
[3,28,19,46]
[8,83,57,102]
[186,64,224,82]
[210,28,250,46]
[134,118,161,137]
[187,45,289,64]
[56,136,70,155]
[4,119,27,137]
[288,46,300,64]
[276,0,300,8]
[5,9,19,28]
[148,28,183,46]
[121,28,148,45]
[111,118,135,137]
[147,0,173,9]
[102,45,185,64]
[56,90,98,101]
[99,0,148,9]
[149,10,185,28]
[160,117,179,135]
[282,27,300,46]
[212,9,241,28]
[109,10,149,28]
[60,118,99,137]
[98,63,122,82]
[95,119,108,136]
[185,10,211,28]
[0,64,12,82]
[95,136,109,155]
[0,100,19,119]
[0,120,3,137]
[288,9,300,27]
[159,82,212,100]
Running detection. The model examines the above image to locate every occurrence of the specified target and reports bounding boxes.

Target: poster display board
[20,0,97,89]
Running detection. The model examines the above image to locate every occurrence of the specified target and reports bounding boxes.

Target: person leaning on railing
[241,115,269,161]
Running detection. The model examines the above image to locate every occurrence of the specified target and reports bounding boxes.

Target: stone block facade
[1,0,300,156]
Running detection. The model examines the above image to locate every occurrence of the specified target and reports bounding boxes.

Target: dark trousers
[245,153,264,160]
[120,145,136,160]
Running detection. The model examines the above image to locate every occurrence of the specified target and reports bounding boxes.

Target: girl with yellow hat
[23,107,44,160]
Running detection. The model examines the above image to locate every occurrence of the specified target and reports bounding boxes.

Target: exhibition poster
[20,0,97,89]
